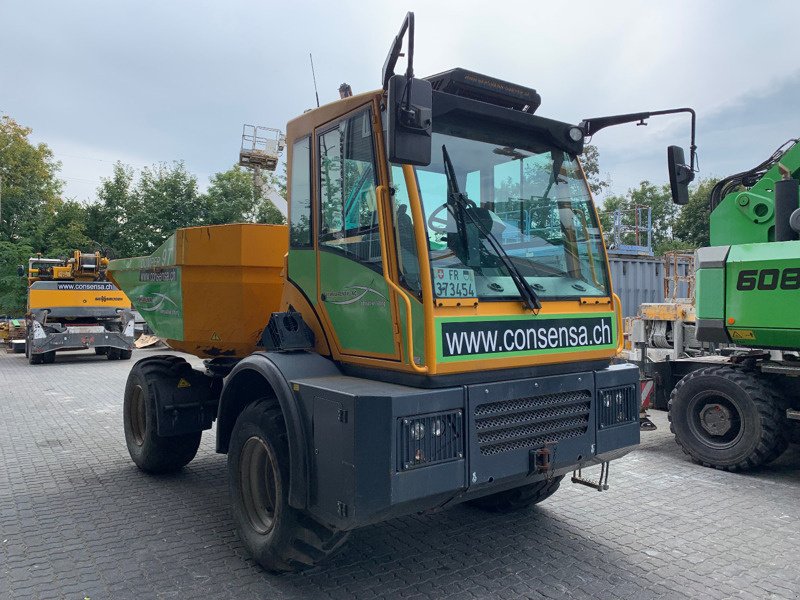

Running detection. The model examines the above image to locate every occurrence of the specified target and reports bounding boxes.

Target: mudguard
[216,351,341,509]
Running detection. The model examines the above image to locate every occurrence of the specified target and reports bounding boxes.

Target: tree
[0,240,32,314]
[204,165,259,224]
[0,116,66,313]
[0,116,63,249]
[85,162,137,258]
[46,200,92,255]
[599,181,679,254]
[580,144,610,197]
[129,162,205,254]
[673,178,718,249]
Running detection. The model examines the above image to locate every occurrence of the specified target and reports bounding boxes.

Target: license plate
[433,268,476,298]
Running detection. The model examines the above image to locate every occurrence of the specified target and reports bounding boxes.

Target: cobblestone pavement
[1,347,798,600]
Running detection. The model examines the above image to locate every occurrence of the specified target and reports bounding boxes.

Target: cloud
[1,0,798,203]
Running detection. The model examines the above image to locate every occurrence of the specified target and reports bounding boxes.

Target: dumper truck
[24,250,135,364]
[107,13,695,571]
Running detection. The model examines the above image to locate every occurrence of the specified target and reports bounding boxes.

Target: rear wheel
[228,400,349,572]
[28,350,43,365]
[468,476,564,512]
[669,366,788,471]
[42,351,55,364]
[119,349,133,360]
[95,347,108,355]
[123,357,202,473]
[107,347,121,360]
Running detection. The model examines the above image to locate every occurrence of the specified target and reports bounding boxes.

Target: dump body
[107,223,288,358]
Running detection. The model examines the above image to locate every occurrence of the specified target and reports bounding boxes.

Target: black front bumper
[295,362,639,530]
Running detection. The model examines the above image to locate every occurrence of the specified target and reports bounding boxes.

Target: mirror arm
[580,107,697,171]
[382,12,415,91]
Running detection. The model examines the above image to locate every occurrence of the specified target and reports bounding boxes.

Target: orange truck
[107,12,694,572]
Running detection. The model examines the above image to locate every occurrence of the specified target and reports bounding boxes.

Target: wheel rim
[687,391,743,449]
[239,436,278,535]
[129,385,147,446]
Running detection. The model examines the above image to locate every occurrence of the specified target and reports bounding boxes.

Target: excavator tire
[669,366,788,471]
[107,347,121,360]
[119,349,133,360]
[123,357,202,473]
[228,399,349,572]
[95,347,107,355]
[467,476,564,512]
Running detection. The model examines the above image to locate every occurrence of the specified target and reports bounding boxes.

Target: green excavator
[664,137,800,470]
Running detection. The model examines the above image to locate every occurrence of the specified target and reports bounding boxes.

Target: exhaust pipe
[775,177,799,242]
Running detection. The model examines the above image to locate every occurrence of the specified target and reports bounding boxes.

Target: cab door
[316,106,401,361]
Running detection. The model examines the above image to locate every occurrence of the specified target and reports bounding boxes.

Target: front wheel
[468,475,564,512]
[123,357,202,473]
[668,366,788,471]
[228,400,349,572]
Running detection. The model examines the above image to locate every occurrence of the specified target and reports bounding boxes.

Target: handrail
[376,185,428,374]
[613,292,624,354]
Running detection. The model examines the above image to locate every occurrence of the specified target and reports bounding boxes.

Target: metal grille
[475,391,591,456]
[598,385,638,429]
[399,411,463,471]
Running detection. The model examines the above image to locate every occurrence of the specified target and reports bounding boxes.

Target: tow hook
[571,461,610,491]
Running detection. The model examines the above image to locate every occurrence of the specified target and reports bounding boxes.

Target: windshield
[412,128,609,301]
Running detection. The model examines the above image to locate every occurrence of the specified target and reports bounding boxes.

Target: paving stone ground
[1,346,798,600]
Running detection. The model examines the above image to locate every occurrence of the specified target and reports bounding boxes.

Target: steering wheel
[427,204,449,233]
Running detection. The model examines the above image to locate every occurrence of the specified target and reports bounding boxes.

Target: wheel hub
[699,403,732,436]
[129,385,147,446]
[239,437,278,536]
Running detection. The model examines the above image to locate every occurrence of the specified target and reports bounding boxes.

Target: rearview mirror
[667,145,694,205]
[386,74,432,166]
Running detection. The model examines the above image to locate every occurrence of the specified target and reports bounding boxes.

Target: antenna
[309,53,320,108]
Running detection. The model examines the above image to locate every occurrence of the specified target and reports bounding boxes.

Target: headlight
[399,411,464,471]
[568,126,584,142]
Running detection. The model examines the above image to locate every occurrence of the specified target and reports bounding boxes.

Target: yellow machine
[25,250,135,364]
[108,13,695,572]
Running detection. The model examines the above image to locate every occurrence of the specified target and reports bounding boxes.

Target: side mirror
[667,145,694,205]
[386,74,432,166]
[17,265,25,277]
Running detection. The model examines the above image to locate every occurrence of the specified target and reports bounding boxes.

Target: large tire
[468,475,564,512]
[668,366,788,471]
[228,400,349,572]
[95,347,108,355]
[42,351,55,364]
[119,349,133,360]
[123,357,202,473]
[107,347,121,360]
[28,350,43,365]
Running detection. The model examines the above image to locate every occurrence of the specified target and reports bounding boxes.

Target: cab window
[318,109,381,268]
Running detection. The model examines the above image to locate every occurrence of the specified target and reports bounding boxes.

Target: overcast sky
[2,0,798,206]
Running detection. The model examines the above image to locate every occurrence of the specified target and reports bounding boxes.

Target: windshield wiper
[441,145,541,311]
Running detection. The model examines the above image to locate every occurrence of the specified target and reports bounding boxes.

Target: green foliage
[580,144,610,197]
[205,165,259,224]
[599,177,719,255]
[673,178,718,249]
[0,240,32,314]
[0,116,63,248]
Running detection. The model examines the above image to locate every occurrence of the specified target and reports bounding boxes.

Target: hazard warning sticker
[730,329,756,341]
